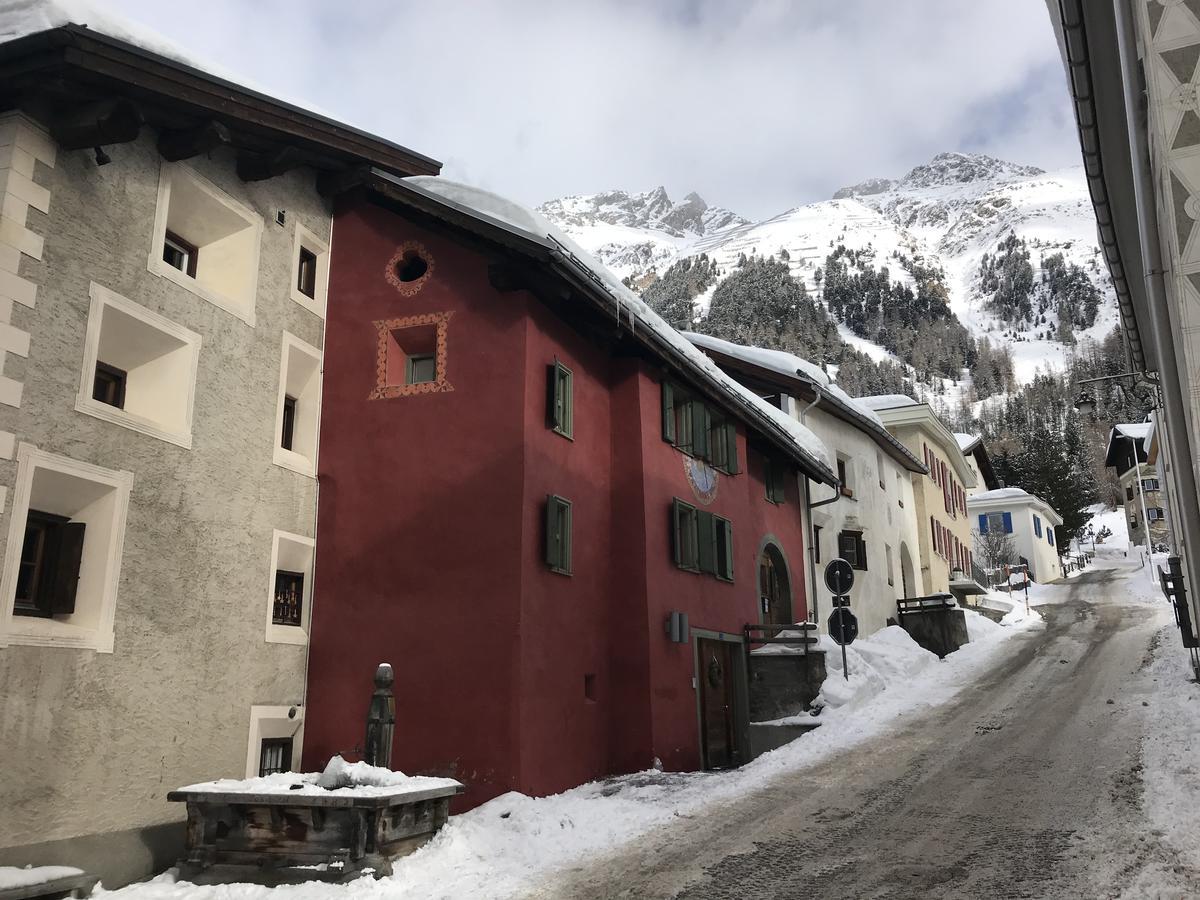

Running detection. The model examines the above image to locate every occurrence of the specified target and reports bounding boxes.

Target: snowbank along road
[533,566,1200,898]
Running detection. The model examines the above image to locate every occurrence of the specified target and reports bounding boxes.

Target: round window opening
[395,251,428,283]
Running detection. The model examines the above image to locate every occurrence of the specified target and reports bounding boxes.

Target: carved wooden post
[364,663,395,768]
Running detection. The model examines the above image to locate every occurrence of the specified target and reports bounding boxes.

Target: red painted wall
[305,193,811,809]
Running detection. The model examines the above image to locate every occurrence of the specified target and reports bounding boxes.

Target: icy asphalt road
[531,569,1200,899]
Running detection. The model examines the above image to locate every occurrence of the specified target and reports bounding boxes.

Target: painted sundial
[685,455,719,505]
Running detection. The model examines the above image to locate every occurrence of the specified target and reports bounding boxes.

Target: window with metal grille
[15,510,85,618]
[838,530,867,571]
[272,570,304,627]
[92,362,127,409]
[259,737,293,777]
[547,361,574,438]
[545,495,572,575]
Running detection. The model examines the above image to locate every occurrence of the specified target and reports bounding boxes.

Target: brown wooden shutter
[49,522,86,615]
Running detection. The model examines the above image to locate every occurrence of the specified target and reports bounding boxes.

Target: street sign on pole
[824,559,854,596]
[827,606,859,682]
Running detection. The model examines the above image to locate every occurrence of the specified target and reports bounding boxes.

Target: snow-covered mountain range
[537,152,1116,384]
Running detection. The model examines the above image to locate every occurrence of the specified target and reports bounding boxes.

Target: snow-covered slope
[539,152,1116,384]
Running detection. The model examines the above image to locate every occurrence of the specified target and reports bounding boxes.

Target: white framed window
[273,332,322,477]
[0,443,133,653]
[245,705,304,778]
[265,529,315,645]
[290,223,330,318]
[75,282,202,449]
[147,162,263,326]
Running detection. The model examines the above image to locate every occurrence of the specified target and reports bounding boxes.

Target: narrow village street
[533,565,1200,899]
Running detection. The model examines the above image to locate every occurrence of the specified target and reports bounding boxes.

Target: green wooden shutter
[716,517,734,581]
[691,401,709,460]
[545,495,558,568]
[561,500,572,573]
[671,498,683,566]
[50,522,86,615]
[697,510,716,574]
[661,382,675,443]
[722,423,739,474]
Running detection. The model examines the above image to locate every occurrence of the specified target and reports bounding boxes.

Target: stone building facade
[0,22,436,885]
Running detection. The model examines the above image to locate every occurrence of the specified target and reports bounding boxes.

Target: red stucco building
[302,173,836,809]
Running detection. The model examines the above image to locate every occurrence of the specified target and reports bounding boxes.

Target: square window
[259,737,293,777]
[245,705,304,779]
[764,456,786,504]
[148,163,263,325]
[290,224,330,316]
[837,456,853,498]
[407,354,437,385]
[162,230,198,278]
[76,283,202,449]
[548,361,574,438]
[371,313,453,399]
[1,444,133,653]
[545,495,572,575]
[986,512,1007,533]
[273,333,322,477]
[812,524,822,565]
[838,530,867,571]
[92,362,127,409]
[265,530,315,644]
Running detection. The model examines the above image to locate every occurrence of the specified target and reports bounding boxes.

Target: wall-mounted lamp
[665,610,689,644]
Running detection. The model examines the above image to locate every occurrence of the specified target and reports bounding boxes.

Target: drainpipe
[1115,0,1200,636]
[800,388,840,628]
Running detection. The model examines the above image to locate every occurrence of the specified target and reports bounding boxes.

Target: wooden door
[698,639,736,769]
[758,545,793,625]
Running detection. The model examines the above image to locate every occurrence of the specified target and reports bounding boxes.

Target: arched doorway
[899,541,916,599]
[758,543,793,625]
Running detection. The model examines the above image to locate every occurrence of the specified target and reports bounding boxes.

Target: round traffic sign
[824,558,854,596]
[827,606,859,646]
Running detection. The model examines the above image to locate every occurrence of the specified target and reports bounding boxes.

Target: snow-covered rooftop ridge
[955,432,981,452]
[1113,422,1152,440]
[682,332,830,388]
[402,176,834,475]
[856,394,921,411]
[969,487,1031,502]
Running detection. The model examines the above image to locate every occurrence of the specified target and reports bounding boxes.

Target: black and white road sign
[827,606,859,646]
[824,558,855,597]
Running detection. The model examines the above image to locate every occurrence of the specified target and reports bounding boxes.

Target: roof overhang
[967,492,1064,527]
[357,170,838,486]
[0,25,440,181]
[1046,0,1152,371]
[688,342,927,474]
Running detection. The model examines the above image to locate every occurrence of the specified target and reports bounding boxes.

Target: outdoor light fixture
[1073,390,1096,416]
[665,610,689,644]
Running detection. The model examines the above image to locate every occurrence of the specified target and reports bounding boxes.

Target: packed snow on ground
[0,866,84,889]
[104,612,1041,900]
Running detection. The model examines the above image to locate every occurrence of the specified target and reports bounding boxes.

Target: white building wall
[794,402,922,636]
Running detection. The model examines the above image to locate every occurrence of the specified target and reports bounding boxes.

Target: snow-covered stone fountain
[168,665,462,884]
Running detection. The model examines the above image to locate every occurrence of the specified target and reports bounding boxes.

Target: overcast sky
[105,0,1079,220]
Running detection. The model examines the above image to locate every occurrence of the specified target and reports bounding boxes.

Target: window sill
[75,397,193,449]
[0,615,114,652]
[148,256,257,327]
[265,623,309,646]
[548,567,573,577]
[289,286,325,319]
[273,447,316,478]
[551,427,575,442]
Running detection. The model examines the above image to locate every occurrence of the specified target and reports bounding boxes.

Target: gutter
[1114,0,1200,636]
[1055,0,1147,371]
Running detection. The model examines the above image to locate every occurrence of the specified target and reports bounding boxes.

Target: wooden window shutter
[661,382,676,443]
[697,510,716,574]
[978,513,989,534]
[545,496,559,568]
[545,495,572,573]
[690,401,710,461]
[723,423,739,474]
[49,522,86,615]
[857,533,868,571]
[1002,512,1013,534]
[716,517,734,581]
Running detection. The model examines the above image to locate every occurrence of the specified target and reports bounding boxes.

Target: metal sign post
[824,560,858,680]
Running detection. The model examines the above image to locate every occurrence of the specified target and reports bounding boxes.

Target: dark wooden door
[698,639,736,769]
[758,546,792,626]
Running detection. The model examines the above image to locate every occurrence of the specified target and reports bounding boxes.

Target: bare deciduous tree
[973,528,1018,576]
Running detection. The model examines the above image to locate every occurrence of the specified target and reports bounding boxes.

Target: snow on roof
[682,331,831,389]
[1113,422,1152,440]
[856,394,921,411]
[967,487,1062,522]
[0,0,329,115]
[401,176,834,476]
[955,432,981,452]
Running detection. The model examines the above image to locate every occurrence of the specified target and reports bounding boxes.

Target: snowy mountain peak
[536,187,747,239]
[896,152,1045,191]
[832,177,897,200]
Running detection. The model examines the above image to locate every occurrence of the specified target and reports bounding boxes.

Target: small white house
[968,488,1064,583]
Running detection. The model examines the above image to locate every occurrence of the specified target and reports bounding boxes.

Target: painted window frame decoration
[384,241,435,297]
[369,311,454,399]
